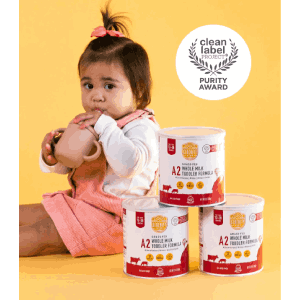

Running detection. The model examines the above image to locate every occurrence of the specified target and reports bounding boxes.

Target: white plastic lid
[218,193,265,210]
[122,196,187,212]
[157,126,226,140]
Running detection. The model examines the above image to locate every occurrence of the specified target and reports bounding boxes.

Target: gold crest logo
[182,142,198,160]
[151,215,168,233]
[230,212,246,230]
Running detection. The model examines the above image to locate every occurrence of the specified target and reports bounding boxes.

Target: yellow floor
[20,236,280,300]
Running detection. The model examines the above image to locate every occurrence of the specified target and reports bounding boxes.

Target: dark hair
[78,3,152,110]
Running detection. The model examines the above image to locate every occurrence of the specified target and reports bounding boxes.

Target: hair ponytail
[100,1,130,36]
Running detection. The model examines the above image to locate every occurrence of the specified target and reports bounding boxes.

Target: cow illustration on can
[207,255,219,262]
[130,257,141,265]
[163,185,172,192]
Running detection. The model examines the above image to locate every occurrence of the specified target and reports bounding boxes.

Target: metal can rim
[122,196,188,212]
[157,126,226,140]
[210,193,265,210]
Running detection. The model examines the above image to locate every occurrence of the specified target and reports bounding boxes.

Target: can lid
[218,193,265,210]
[122,196,187,212]
[157,126,226,140]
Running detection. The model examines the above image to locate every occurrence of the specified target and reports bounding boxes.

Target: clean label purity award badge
[176,25,251,100]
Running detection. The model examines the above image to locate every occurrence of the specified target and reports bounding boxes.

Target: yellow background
[20,0,280,299]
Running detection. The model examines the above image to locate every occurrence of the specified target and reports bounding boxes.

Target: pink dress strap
[116,108,158,128]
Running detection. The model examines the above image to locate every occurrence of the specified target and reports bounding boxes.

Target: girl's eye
[84,83,93,90]
[104,84,115,90]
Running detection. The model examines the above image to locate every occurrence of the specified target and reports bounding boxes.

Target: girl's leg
[19,216,69,257]
[19,203,50,226]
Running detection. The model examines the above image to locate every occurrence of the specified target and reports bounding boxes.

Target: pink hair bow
[91,26,124,38]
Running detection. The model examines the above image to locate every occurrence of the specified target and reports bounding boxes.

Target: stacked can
[199,194,264,276]
[123,126,264,278]
[158,127,226,208]
[157,127,264,277]
[122,197,189,278]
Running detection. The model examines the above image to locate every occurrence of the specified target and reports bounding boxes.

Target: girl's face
[80,61,136,120]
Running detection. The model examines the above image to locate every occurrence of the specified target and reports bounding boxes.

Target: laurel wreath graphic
[189,39,238,76]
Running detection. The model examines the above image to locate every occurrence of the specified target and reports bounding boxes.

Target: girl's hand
[41,130,63,166]
[72,111,102,129]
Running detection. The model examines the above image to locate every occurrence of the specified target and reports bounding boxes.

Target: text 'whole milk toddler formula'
[199,193,264,276]
[122,197,189,278]
[157,127,226,207]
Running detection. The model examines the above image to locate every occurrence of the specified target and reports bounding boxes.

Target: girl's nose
[92,89,105,102]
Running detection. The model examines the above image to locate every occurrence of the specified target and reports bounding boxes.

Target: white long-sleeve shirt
[40,114,160,198]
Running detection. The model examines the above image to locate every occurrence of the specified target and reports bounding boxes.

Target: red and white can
[199,193,264,276]
[157,127,226,207]
[122,196,189,278]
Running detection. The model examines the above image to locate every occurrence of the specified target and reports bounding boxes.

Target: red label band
[136,212,145,228]
[203,260,262,275]
[123,208,126,215]
[126,246,189,278]
[126,260,188,278]
[214,210,223,226]
[167,138,176,155]
[160,191,224,206]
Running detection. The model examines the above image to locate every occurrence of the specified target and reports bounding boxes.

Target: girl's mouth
[94,108,103,113]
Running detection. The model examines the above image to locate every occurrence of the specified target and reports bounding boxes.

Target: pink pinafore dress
[42,109,158,257]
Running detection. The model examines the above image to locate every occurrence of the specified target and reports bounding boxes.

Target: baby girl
[19,4,159,257]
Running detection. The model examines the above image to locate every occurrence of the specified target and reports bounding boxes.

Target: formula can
[158,127,226,207]
[122,196,189,278]
[199,193,264,276]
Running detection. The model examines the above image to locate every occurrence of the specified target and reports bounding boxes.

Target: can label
[159,136,225,206]
[199,207,263,275]
[123,208,189,278]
